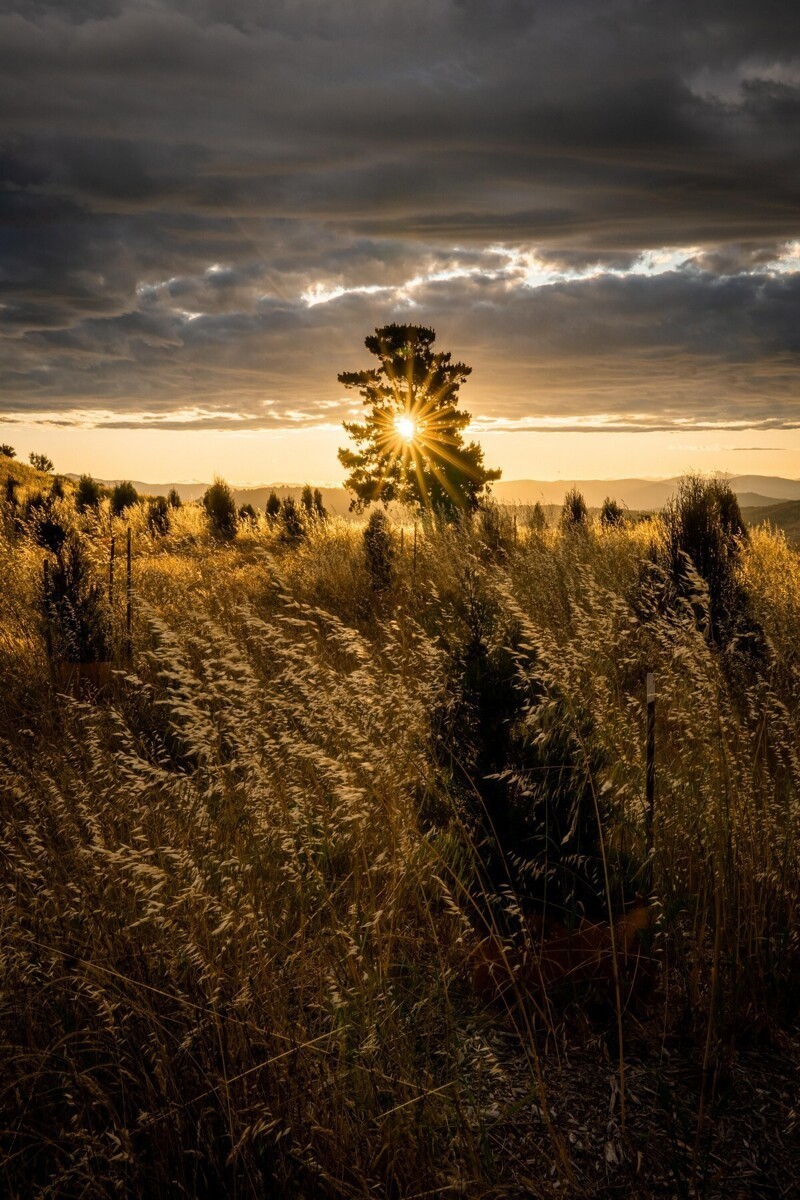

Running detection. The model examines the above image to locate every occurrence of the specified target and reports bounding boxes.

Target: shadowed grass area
[0,492,798,1196]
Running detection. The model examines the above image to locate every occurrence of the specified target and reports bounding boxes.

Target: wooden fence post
[126,526,132,663]
[645,671,656,886]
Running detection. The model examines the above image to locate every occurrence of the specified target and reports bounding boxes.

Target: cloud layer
[1,0,799,432]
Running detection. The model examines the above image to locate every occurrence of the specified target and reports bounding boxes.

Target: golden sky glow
[5,420,800,488]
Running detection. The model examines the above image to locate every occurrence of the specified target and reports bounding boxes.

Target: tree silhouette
[338,324,500,516]
[30,451,54,473]
[110,480,139,517]
[202,478,237,540]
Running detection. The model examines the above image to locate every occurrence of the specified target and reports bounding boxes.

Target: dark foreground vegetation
[1,460,799,1198]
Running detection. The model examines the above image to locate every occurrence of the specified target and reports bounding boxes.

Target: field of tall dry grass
[1,476,798,1198]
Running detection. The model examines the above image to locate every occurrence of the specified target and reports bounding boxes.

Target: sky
[1,0,799,484]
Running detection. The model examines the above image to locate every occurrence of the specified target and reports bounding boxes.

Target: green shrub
[313,488,327,520]
[599,496,625,527]
[663,474,749,644]
[435,574,615,925]
[478,501,512,558]
[22,492,67,554]
[363,508,394,593]
[75,475,102,513]
[280,496,305,544]
[528,500,547,533]
[146,495,170,537]
[42,535,111,663]
[202,478,238,540]
[561,487,588,530]
[110,480,139,517]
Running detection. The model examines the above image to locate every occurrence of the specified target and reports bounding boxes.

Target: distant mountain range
[491,475,800,509]
[71,474,800,514]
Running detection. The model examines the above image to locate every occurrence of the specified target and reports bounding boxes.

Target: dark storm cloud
[0,0,798,428]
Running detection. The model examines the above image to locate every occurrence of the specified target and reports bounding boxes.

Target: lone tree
[338,324,500,516]
[30,451,54,473]
[75,475,102,513]
[110,480,139,517]
[202,478,238,540]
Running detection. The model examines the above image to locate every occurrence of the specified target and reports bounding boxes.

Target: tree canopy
[337,324,500,516]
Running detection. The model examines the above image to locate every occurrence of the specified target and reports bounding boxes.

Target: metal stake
[645,671,656,886]
[126,526,132,662]
[43,559,53,663]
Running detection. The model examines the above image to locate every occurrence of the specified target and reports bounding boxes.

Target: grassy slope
[743,497,800,544]
[0,502,799,1197]
[0,455,62,494]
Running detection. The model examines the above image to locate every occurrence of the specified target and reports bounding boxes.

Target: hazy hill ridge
[66,474,800,513]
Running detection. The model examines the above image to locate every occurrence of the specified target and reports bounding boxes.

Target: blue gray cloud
[0,0,798,430]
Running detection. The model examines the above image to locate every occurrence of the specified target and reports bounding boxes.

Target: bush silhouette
[363,509,394,593]
[22,492,67,554]
[663,474,749,644]
[43,535,111,663]
[167,487,182,509]
[528,501,547,533]
[0,444,15,459]
[238,503,258,526]
[313,488,327,520]
[146,495,170,536]
[599,496,625,527]
[110,481,139,517]
[75,475,102,513]
[279,496,305,544]
[202,478,238,540]
[29,451,53,473]
[265,491,281,521]
[561,487,588,530]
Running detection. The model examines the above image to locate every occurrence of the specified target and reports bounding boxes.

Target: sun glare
[394,414,417,442]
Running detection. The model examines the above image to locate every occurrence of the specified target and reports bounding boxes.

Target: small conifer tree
[202,478,238,540]
[364,509,394,593]
[146,496,170,536]
[599,496,625,527]
[75,475,102,513]
[528,501,547,533]
[280,496,305,544]
[313,488,327,520]
[110,481,139,517]
[561,487,588,530]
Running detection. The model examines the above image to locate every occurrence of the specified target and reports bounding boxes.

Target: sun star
[394,414,417,442]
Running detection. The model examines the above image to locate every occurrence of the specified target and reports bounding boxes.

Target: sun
[394,413,417,442]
